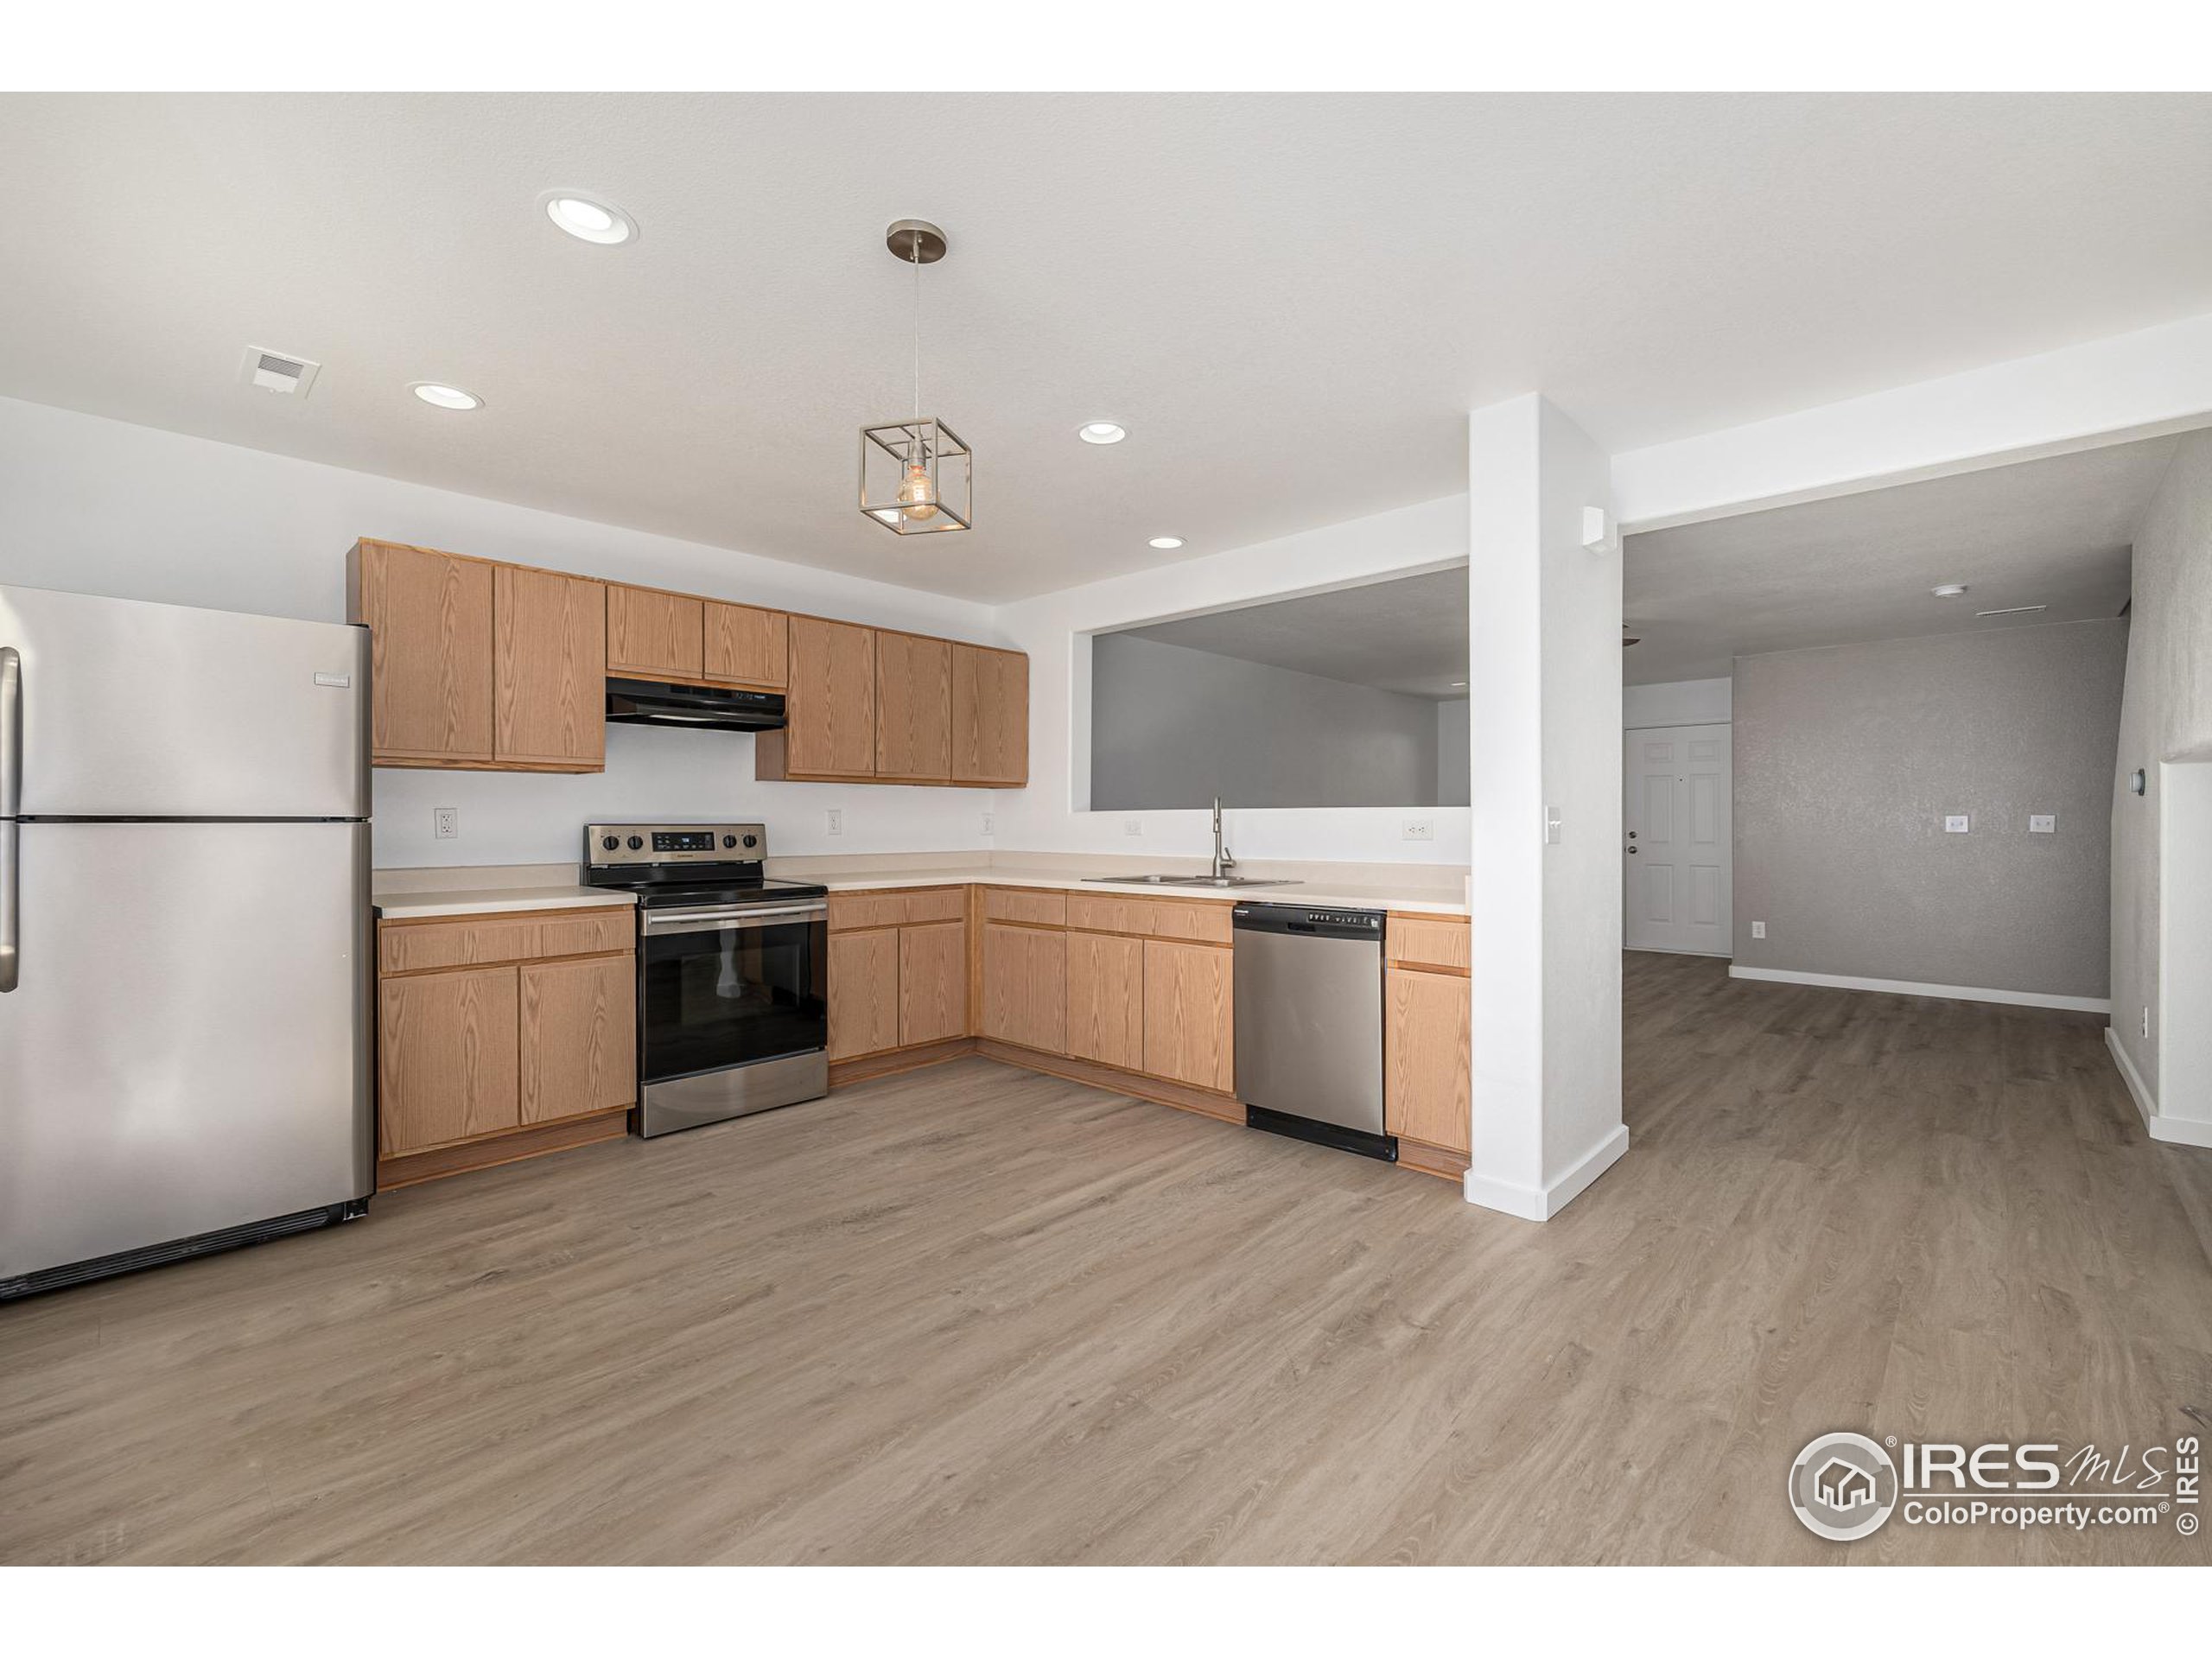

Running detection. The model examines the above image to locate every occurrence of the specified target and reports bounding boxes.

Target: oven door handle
[643,903,828,936]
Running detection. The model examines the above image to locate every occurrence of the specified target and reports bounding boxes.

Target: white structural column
[1464,395,1628,1219]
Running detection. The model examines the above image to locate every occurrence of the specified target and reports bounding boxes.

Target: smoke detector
[240,347,321,397]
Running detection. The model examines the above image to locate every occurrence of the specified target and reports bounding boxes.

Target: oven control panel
[584,822,766,866]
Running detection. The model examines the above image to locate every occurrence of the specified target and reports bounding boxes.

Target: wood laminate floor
[4,952,2209,1564]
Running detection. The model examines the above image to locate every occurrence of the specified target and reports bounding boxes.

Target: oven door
[638,901,828,1084]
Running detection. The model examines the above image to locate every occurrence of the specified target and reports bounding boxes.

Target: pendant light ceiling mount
[860,218,973,537]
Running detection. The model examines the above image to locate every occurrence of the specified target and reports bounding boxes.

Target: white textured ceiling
[3,92,2210,601]
[1620,435,2177,683]
[1113,567,1469,699]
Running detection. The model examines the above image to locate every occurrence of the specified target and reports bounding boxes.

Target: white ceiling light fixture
[859,219,972,537]
[1931,582,1968,597]
[1147,536,1185,550]
[410,382,483,410]
[1078,422,1127,445]
[540,190,637,245]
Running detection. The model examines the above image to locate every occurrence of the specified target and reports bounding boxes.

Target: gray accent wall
[1090,632,1446,810]
[2111,430,2212,1096]
[1732,620,2129,999]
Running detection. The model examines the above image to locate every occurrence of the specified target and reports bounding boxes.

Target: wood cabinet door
[951,644,1028,785]
[353,541,494,765]
[1065,930,1144,1071]
[494,566,607,768]
[829,929,901,1060]
[607,584,703,680]
[981,923,1066,1054]
[1141,940,1234,1093]
[786,615,877,777]
[898,920,968,1047]
[1384,968,1471,1153]
[703,601,790,688]
[519,956,636,1124]
[874,632,952,782]
[378,966,520,1154]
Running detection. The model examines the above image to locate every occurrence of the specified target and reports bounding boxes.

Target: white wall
[1089,633,1444,810]
[992,495,1472,865]
[1624,677,1732,728]
[0,396,1005,868]
[2110,429,2212,1104]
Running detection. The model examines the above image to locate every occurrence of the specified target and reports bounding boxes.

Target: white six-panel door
[1623,722,1732,956]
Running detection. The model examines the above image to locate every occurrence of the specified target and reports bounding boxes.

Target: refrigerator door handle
[0,644,19,818]
[0,819,16,993]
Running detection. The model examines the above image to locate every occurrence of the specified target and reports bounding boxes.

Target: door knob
[1627,846,1638,855]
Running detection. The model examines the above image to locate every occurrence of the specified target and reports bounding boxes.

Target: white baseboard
[1727,964,2110,1014]
[1464,1124,1630,1220]
[2107,1027,2212,1147]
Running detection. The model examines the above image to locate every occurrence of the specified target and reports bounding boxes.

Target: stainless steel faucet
[1211,795,1236,880]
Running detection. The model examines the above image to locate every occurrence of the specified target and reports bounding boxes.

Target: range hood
[605,677,786,732]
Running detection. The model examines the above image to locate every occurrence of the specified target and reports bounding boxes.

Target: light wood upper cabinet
[607,584,703,681]
[875,632,952,783]
[952,644,1028,787]
[1142,939,1235,1094]
[494,566,607,769]
[982,922,1066,1054]
[378,965,520,1155]
[520,955,636,1125]
[1066,930,1145,1072]
[829,928,901,1061]
[1384,967,1471,1154]
[704,601,789,689]
[899,920,969,1047]
[774,615,878,779]
[350,540,494,766]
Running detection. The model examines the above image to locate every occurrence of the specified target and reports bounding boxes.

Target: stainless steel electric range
[583,823,829,1138]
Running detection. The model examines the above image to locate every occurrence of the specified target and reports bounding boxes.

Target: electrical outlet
[1944,815,1970,834]
[433,807,458,841]
[2029,814,2056,834]
[1123,818,1143,836]
[824,808,842,836]
[2142,1007,2152,1040]
[980,811,995,836]
[1751,920,1766,939]
[1402,817,1434,842]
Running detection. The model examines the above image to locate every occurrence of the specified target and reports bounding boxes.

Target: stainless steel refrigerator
[1,583,375,1299]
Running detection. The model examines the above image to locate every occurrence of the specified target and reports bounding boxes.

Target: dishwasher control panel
[1232,904,1384,936]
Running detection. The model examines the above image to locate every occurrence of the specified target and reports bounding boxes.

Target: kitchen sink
[1081,874,1301,888]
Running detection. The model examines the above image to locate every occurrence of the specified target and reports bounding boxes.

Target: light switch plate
[980,811,995,836]
[2029,814,2056,834]
[433,807,458,841]
[824,808,842,836]
[1751,921,1766,939]
[1543,804,1563,845]
[1944,815,1970,834]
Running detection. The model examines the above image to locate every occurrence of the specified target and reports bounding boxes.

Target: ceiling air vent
[240,346,321,397]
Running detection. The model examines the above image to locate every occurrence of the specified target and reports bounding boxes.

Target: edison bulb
[898,461,939,521]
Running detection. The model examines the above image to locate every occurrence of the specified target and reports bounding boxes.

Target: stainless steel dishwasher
[1232,903,1394,1161]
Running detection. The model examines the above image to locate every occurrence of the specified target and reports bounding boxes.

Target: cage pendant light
[860,219,973,537]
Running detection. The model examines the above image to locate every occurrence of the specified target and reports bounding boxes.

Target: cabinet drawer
[829,892,907,932]
[982,887,1066,927]
[898,887,969,925]
[1065,893,1234,945]
[1386,915,1471,974]
[378,906,634,975]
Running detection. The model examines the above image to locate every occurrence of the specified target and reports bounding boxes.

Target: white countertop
[373,885,637,921]
[806,865,1471,918]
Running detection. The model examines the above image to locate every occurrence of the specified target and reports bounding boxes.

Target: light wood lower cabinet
[982,922,1066,1054]
[1141,939,1235,1093]
[1065,930,1145,1071]
[376,906,636,1186]
[828,928,902,1061]
[1383,967,1471,1155]
[899,921,969,1047]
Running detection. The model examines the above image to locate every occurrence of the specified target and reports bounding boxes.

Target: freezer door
[0,820,374,1281]
[0,583,368,819]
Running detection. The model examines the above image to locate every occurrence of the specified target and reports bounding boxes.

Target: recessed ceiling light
[1078,422,1127,445]
[410,383,482,410]
[1148,536,1185,550]
[1931,583,1968,598]
[541,191,636,245]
